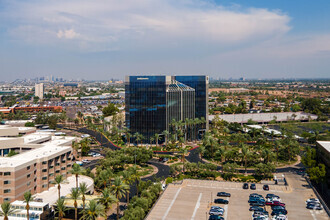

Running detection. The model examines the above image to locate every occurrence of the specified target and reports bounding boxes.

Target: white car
[267,197,281,202]
[306,198,319,204]
[272,214,287,220]
[93,153,101,157]
[211,206,224,212]
[82,159,90,163]
[81,134,90,138]
[209,209,223,216]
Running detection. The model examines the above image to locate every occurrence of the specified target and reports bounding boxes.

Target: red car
[265,201,285,207]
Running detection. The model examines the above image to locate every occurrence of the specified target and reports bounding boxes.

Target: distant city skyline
[0,0,330,81]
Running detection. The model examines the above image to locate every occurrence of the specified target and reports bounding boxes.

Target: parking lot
[146,173,329,220]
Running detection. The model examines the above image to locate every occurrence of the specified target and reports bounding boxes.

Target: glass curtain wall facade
[175,76,209,130]
[125,76,167,142]
[125,76,197,143]
[166,80,195,131]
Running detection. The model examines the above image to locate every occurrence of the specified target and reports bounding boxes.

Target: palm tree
[80,199,106,220]
[150,137,154,146]
[71,163,82,188]
[79,182,88,211]
[99,188,116,211]
[72,141,80,159]
[0,202,17,220]
[194,118,200,141]
[122,171,132,204]
[241,146,250,174]
[162,130,170,146]
[180,147,189,173]
[154,133,160,147]
[69,188,80,220]
[111,177,129,220]
[23,191,34,220]
[55,198,68,220]
[130,165,140,196]
[134,132,141,146]
[54,175,65,199]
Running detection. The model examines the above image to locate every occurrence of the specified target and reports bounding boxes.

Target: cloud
[57,29,80,39]
[1,0,291,51]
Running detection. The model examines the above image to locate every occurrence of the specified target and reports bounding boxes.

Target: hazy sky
[0,0,330,81]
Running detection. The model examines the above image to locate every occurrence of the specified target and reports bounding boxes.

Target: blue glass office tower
[175,75,209,129]
[125,76,201,142]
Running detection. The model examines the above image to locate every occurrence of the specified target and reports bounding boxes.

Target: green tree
[79,182,89,211]
[122,171,132,204]
[25,122,35,127]
[55,198,68,220]
[111,177,129,220]
[81,200,106,220]
[308,164,326,184]
[99,188,116,211]
[102,103,119,117]
[71,163,83,188]
[0,202,17,220]
[23,191,34,220]
[69,188,80,220]
[54,175,65,199]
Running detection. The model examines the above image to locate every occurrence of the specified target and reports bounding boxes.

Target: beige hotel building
[0,126,76,203]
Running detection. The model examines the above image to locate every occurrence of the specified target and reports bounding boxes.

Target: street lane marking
[162,187,181,220]
[191,193,202,220]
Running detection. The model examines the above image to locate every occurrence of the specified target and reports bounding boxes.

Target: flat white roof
[317,141,330,153]
[0,133,76,169]
[34,175,94,205]
[210,112,317,123]
[11,200,48,207]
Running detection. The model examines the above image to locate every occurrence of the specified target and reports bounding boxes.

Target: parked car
[210,206,224,212]
[217,192,231,197]
[82,159,90,163]
[249,197,265,203]
[250,193,263,198]
[271,206,286,211]
[243,183,249,189]
[306,203,322,210]
[266,201,285,207]
[266,194,279,199]
[253,211,269,217]
[250,183,256,190]
[209,208,223,216]
[263,185,269,191]
[208,215,224,220]
[272,214,287,220]
[214,198,229,204]
[271,209,287,216]
[253,217,268,220]
[249,206,265,212]
[306,198,319,204]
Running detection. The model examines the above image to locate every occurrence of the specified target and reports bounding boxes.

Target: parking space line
[162,187,182,220]
[223,197,229,220]
[191,193,202,220]
[310,210,318,220]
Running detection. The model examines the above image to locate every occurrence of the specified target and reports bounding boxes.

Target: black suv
[243,183,249,189]
[250,183,256,190]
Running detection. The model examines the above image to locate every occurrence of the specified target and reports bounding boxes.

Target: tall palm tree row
[71,163,83,188]
[79,182,89,211]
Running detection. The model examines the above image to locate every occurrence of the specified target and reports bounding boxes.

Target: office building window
[4,189,11,193]
[4,172,11,176]
[4,180,10,184]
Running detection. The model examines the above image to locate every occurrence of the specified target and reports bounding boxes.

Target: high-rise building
[35,83,44,99]
[125,75,208,142]
[175,76,209,129]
